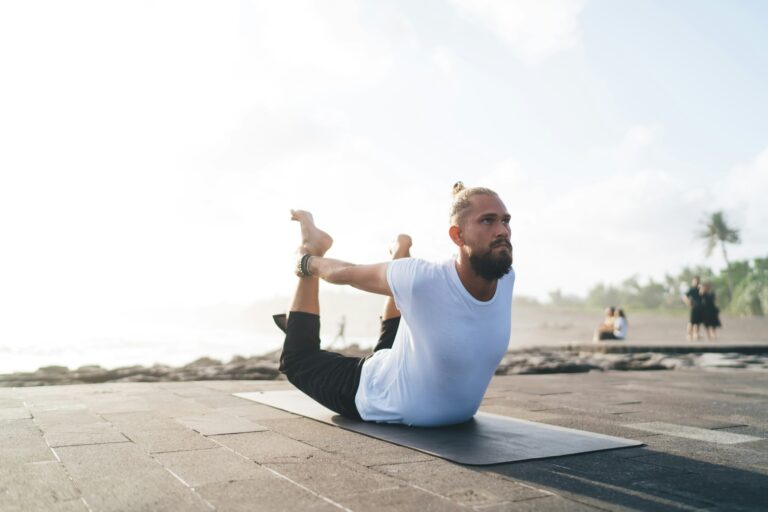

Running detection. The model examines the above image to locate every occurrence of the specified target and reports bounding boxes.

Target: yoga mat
[234,390,643,465]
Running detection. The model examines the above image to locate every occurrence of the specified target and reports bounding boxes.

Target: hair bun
[452,181,466,196]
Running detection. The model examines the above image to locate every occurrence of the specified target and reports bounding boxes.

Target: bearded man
[278,182,514,427]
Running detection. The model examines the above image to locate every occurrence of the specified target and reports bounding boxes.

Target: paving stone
[174,414,268,436]
[0,460,82,511]
[375,459,548,506]
[477,495,604,512]
[0,419,56,464]
[479,404,563,423]
[33,410,129,448]
[0,396,23,408]
[2,372,766,511]
[27,401,88,413]
[633,470,768,510]
[624,421,764,444]
[199,380,290,393]
[153,448,263,487]
[88,392,203,416]
[44,427,129,448]
[196,474,339,511]
[638,434,768,471]
[488,460,715,511]
[524,450,696,501]
[537,414,656,442]
[55,442,211,511]
[187,393,254,409]
[258,417,434,466]
[0,499,90,512]
[0,407,31,420]
[78,395,153,415]
[215,403,299,421]
[211,430,320,463]
[632,450,768,482]
[266,456,403,501]
[339,484,465,511]
[104,411,215,453]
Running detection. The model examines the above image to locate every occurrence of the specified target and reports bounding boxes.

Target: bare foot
[290,210,333,257]
[390,234,412,259]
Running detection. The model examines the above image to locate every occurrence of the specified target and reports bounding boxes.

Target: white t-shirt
[354,258,515,427]
[613,316,627,339]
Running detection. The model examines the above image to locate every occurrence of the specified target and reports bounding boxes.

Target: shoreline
[2,344,766,387]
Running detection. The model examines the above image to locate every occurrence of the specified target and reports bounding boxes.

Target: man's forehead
[469,194,509,216]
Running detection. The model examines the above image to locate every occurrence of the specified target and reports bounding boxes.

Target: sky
[1,0,767,347]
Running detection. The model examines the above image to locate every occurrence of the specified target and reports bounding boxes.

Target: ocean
[0,324,377,375]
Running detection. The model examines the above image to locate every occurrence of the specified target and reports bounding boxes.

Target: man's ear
[448,225,463,247]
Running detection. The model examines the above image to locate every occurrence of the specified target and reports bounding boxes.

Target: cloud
[721,147,768,248]
[479,142,722,300]
[609,124,664,163]
[480,138,768,300]
[447,0,587,64]
[239,0,394,104]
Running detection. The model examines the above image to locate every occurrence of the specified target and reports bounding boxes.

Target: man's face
[460,194,513,281]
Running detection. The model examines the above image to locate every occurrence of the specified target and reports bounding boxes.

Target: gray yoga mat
[234,390,643,465]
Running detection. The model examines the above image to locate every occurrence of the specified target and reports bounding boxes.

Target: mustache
[491,239,512,249]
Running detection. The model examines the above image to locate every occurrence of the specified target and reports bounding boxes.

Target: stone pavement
[1,370,766,511]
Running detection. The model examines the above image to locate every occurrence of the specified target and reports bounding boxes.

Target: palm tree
[698,211,741,297]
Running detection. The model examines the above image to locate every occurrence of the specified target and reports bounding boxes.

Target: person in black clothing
[683,276,703,340]
[699,281,721,341]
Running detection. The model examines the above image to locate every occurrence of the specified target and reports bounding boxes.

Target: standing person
[278,182,515,427]
[699,282,721,341]
[683,276,703,340]
[328,315,347,348]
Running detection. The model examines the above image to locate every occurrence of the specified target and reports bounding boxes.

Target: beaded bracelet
[298,253,313,277]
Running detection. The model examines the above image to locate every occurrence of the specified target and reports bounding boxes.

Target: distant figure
[613,309,628,340]
[699,282,721,341]
[330,315,347,347]
[683,276,703,340]
[595,307,627,341]
[594,306,616,340]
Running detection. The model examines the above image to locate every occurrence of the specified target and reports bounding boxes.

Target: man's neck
[454,258,498,302]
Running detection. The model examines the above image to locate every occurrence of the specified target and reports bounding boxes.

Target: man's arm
[307,256,392,296]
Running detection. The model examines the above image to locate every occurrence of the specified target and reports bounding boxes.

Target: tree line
[545,211,768,316]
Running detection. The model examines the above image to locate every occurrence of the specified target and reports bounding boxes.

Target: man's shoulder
[391,257,449,272]
[389,257,453,286]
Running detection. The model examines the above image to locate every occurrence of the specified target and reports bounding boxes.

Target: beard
[469,244,513,281]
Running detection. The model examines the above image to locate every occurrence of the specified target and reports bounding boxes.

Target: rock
[184,357,223,368]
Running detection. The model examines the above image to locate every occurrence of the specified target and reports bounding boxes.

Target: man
[683,276,703,340]
[278,183,514,427]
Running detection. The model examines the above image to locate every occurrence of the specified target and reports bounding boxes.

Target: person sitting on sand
[613,308,628,340]
[594,306,616,340]
[595,307,627,341]
[277,182,514,427]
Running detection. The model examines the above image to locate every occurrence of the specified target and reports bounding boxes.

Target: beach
[3,306,766,387]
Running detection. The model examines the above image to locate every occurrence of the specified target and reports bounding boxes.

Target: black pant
[279,312,399,420]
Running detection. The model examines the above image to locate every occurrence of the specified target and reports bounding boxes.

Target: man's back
[355,258,514,426]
